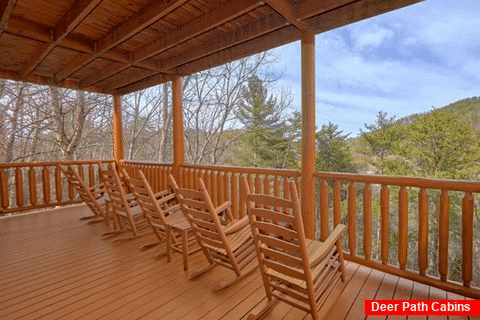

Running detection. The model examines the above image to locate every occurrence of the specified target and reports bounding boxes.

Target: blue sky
[270,0,480,136]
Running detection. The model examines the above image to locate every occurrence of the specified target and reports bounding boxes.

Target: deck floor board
[0,205,471,320]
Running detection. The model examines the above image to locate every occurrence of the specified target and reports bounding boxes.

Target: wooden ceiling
[0,0,421,95]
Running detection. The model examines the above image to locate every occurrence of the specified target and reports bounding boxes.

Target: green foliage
[234,75,299,169]
[316,122,356,173]
[359,111,406,174]
[406,108,480,179]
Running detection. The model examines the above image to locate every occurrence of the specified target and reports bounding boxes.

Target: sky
[270,0,480,137]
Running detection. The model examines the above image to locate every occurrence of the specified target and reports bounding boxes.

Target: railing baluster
[218,172,225,205]
[231,173,238,219]
[283,177,290,199]
[255,175,262,194]
[363,183,372,259]
[348,181,356,256]
[398,186,408,270]
[15,168,24,208]
[439,190,450,281]
[42,167,50,204]
[333,180,341,227]
[88,164,94,187]
[462,192,473,287]
[68,166,74,200]
[0,169,8,211]
[55,166,62,202]
[264,174,270,196]
[319,179,329,241]
[29,166,37,206]
[211,171,218,206]
[380,185,389,264]
[273,176,280,198]
[418,188,428,275]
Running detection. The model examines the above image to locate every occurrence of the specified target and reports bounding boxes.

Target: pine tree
[235,75,296,168]
[316,122,356,173]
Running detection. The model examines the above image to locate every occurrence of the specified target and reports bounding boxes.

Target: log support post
[172,75,184,182]
[301,30,316,239]
[112,94,124,163]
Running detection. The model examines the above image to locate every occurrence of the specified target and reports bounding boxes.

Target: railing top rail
[181,163,301,177]
[0,159,114,168]
[316,171,480,193]
[121,161,173,166]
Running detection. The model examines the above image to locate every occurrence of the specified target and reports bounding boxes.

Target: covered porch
[0,204,471,320]
[1,0,480,318]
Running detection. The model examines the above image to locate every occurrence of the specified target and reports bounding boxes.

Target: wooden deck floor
[0,205,476,320]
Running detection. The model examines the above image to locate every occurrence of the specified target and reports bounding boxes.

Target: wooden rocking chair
[169,174,257,291]
[100,163,153,243]
[59,164,110,225]
[241,176,346,320]
[122,169,200,271]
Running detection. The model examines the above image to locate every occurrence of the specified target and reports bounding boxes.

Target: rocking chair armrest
[224,216,249,235]
[309,224,346,268]
[214,201,233,219]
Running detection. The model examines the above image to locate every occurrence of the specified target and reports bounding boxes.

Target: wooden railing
[179,164,301,219]
[121,161,173,193]
[2,159,479,298]
[316,172,480,299]
[0,160,112,215]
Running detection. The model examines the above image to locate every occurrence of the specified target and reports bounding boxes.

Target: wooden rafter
[112,73,171,95]
[0,68,103,92]
[79,0,262,89]
[66,0,188,86]
[18,0,103,80]
[263,0,308,30]
[174,25,300,76]
[97,0,188,53]
[101,68,158,93]
[173,0,422,77]
[0,0,16,35]
[0,0,423,94]
[159,12,288,71]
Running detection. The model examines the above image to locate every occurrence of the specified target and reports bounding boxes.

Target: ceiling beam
[3,17,161,80]
[173,25,299,76]
[60,0,187,85]
[172,0,423,76]
[111,73,172,95]
[133,0,263,62]
[0,68,103,92]
[297,0,358,20]
[54,0,103,42]
[18,0,102,79]
[263,0,308,30]
[97,0,188,53]
[160,12,288,71]
[306,0,423,33]
[80,0,262,88]
[0,0,16,35]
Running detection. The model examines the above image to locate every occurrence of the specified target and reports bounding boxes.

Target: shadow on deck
[0,205,473,320]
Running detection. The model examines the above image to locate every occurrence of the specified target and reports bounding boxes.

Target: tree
[359,111,405,174]
[407,108,480,179]
[235,74,296,168]
[316,122,356,173]
[182,53,270,164]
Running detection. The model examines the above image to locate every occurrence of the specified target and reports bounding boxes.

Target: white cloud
[270,0,480,136]
[351,25,395,51]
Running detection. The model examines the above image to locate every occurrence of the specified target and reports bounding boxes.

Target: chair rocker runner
[241,176,346,320]
[169,174,257,291]
[100,163,154,244]
[59,164,110,225]
[122,169,200,271]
